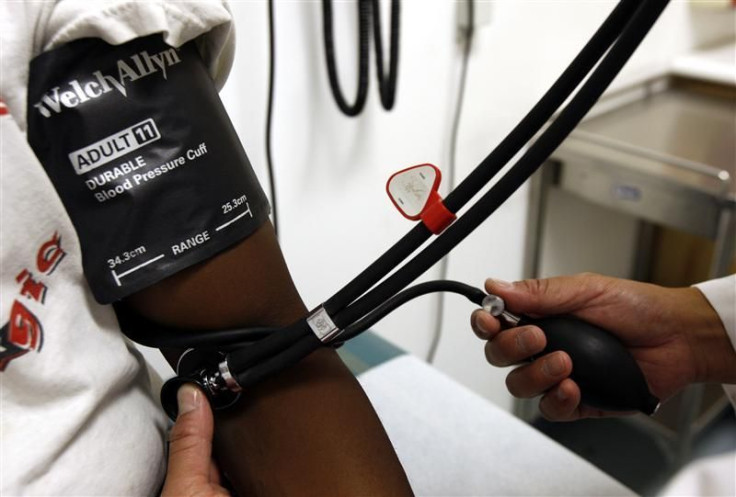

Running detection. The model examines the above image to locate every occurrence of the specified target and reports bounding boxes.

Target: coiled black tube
[322,0,400,115]
[322,0,372,116]
[371,0,400,109]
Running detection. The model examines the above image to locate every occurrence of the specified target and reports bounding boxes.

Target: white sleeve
[2,0,234,129]
[41,0,235,87]
[694,275,736,408]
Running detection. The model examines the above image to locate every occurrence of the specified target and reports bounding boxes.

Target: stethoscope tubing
[220,0,669,389]
[322,0,642,318]
[329,0,669,333]
[126,0,670,400]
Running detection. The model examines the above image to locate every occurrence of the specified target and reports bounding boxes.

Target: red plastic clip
[386,164,456,235]
[420,191,456,234]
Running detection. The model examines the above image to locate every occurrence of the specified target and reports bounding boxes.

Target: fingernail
[543,353,567,377]
[474,313,491,337]
[516,328,538,355]
[487,278,512,290]
[557,386,568,402]
[177,383,201,415]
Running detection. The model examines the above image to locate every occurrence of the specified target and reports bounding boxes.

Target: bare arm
[128,222,413,495]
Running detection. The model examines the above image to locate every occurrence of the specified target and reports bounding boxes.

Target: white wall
[220,0,735,411]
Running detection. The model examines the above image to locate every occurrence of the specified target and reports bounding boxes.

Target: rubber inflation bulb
[523,315,660,415]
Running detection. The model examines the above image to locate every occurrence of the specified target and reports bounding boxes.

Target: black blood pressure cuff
[27,34,270,304]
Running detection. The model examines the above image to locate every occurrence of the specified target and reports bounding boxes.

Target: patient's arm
[127,222,413,496]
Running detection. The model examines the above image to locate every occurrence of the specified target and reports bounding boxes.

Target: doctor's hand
[161,384,231,497]
[470,273,733,421]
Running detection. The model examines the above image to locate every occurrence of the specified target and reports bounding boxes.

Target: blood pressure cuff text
[27,34,270,304]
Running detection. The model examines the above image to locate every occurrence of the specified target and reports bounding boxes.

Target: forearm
[213,347,410,495]
[127,223,412,495]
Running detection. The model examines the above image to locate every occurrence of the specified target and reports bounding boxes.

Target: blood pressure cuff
[26,34,270,304]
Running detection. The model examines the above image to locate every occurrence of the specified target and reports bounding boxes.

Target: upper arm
[21,4,413,491]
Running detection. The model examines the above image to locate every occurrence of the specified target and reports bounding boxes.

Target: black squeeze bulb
[484,295,660,415]
[524,315,659,414]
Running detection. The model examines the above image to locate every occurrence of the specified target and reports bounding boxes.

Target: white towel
[359,354,635,496]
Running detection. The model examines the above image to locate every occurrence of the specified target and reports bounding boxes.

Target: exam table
[340,332,634,496]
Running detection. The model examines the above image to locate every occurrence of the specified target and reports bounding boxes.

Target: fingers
[474,305,576,413]
[505,351,572,398]
[472,307,547,366]
[484,273,609,317]
[538,379,623,421]
[538,378,582,421]
[161,384,215,496]
[470,309,502,340]
[486,326,546,366]
[476,273,635,423]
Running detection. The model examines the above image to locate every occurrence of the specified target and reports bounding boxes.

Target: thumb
[163,384,215,490]
[485,273,607,316]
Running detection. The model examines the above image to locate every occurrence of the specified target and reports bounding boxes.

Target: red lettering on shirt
[37,232,66,275]
[7,300,44,351]
[1,232,66,370]
[16,270,48,304]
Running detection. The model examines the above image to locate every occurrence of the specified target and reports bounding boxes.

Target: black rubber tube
[333,0,669,328]
[323,0,371,116]
[124,322,275,348]
[116,302,283,348]
[233,333,321,388]
[324,0,639,316]
[334,280,485,343]
[372,0,400,110]
[444,0,641,212]
[229,282,483,389]
[135,0,668,400]
[225,320,309,372]
[232,282,484,389]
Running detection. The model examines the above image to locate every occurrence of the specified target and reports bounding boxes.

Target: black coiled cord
[322,0,400,115]
[370,0,400,110]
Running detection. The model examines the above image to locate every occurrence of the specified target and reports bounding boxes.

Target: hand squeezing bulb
[483,294,660,415]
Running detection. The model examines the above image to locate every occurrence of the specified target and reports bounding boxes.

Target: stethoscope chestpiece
[160,348,242,420]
